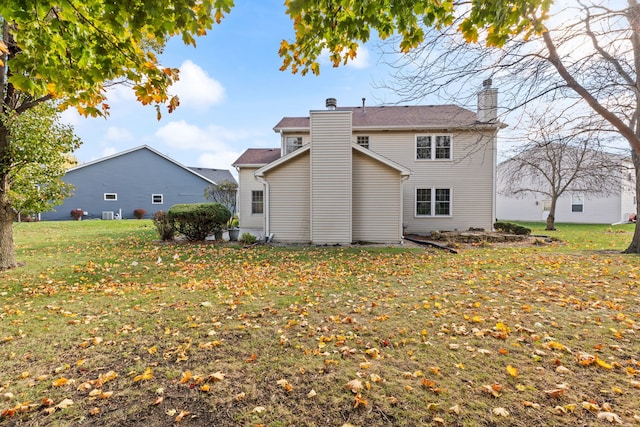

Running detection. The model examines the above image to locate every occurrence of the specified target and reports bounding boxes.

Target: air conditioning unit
[102,211,114,220]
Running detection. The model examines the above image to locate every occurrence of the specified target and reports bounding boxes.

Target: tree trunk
[0,194,17,270]
[546,197,557,231]
[623,151,640,254]
[0,123,17,270]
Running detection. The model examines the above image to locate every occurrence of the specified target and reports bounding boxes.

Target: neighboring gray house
[41,145,236,221]
[233,82,503,244]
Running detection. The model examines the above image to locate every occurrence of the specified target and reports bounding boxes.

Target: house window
[416,188,451,216]
[416,135,452,160]
[104,193,117,201]
[571,195,584,213]
[356,136,370,149]
[152,194,163,204]
[416,136,432,160]
[251,190,264,214]
[416,188,431,215]
[285,136,303,155]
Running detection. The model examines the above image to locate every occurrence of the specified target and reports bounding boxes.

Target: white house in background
[496,156,636,224]
[233,81,504,244]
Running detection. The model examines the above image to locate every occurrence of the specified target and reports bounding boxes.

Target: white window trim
[284,136,304,155]
[356,135,370,149]
[152,194,164,204]
[415,134,453,161]
[251,190,264,215]
[104,193,117,201]
[415,187,453,217]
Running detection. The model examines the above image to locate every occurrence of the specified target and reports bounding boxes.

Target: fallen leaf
[175,410,189,422]
[448,404,461,415]
[56,398,74,409]
[597,411,622,424]
[522,400,541,409]
[506,365,518,377]
[492,407,509,417]
[52,378,69,387]
[345,379,364,393]
[133,367,153,382]
[307,389,317,398]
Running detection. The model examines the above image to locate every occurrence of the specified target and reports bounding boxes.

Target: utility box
[102,211,114,220]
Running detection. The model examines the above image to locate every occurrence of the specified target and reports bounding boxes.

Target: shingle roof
[273,105,481,131]
[232,148,281,166]
[188,167,237,185]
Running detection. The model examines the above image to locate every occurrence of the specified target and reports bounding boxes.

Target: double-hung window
[416,188,451,216]
[152,194,163,204]
[251,190,264,214]
[285,136,303,155]
[416,135,451,160]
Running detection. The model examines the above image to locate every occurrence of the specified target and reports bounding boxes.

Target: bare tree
[204,180,238,225]
[380,1,640,252]
[499,114,626,230]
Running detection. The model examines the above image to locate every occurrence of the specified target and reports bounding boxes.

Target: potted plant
[228,216,240,241]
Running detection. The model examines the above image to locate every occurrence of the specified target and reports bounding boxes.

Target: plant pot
[228,228,240,241]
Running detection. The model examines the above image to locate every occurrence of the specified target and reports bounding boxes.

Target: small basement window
[104,193,117,201]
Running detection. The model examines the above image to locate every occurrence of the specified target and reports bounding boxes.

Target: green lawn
[1,220,639,426]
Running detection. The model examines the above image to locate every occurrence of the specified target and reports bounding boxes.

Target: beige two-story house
[233,81,503,244]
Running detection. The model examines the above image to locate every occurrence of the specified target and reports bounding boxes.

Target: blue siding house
[41,145,236,221]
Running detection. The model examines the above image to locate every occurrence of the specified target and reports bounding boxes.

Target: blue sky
[62,0,407,176]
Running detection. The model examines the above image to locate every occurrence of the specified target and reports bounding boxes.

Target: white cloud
[154,120,262,173]
[105,126,134,142]
[155,120,261,151]
[170,60,225,111]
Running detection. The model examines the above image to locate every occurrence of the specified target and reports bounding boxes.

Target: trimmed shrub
[70,209,83,220]
[152,210,174,241]
[168,203,231,241]
[494,221,531,236]
[133,208,147,219]
[239,232,257,244]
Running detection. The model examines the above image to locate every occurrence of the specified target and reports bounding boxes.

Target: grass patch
[1,220,639,426]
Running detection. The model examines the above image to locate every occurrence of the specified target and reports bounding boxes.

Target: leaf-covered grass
[1,220,639,426]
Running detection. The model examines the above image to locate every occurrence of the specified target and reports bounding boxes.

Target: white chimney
[477,79,498,123]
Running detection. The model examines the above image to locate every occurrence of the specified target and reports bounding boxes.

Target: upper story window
[416,135,451,160]
[356,136,370,149]
[285,136,303,155]
[104,193,117,201]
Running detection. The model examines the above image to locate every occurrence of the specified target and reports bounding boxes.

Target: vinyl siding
[237,167,264,229]
[310,111,353,244]
[369,130,497,233]
[352,150,402,243]
[40,147,213,221]
[264,152,311,242]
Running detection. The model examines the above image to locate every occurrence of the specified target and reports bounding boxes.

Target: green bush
[152,210,174,241]
[168,203,231,241]
[239,232,257,244]
[494,221,531,236]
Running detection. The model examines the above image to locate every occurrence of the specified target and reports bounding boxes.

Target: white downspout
[256,175,270,238]
[400,174,410,239]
